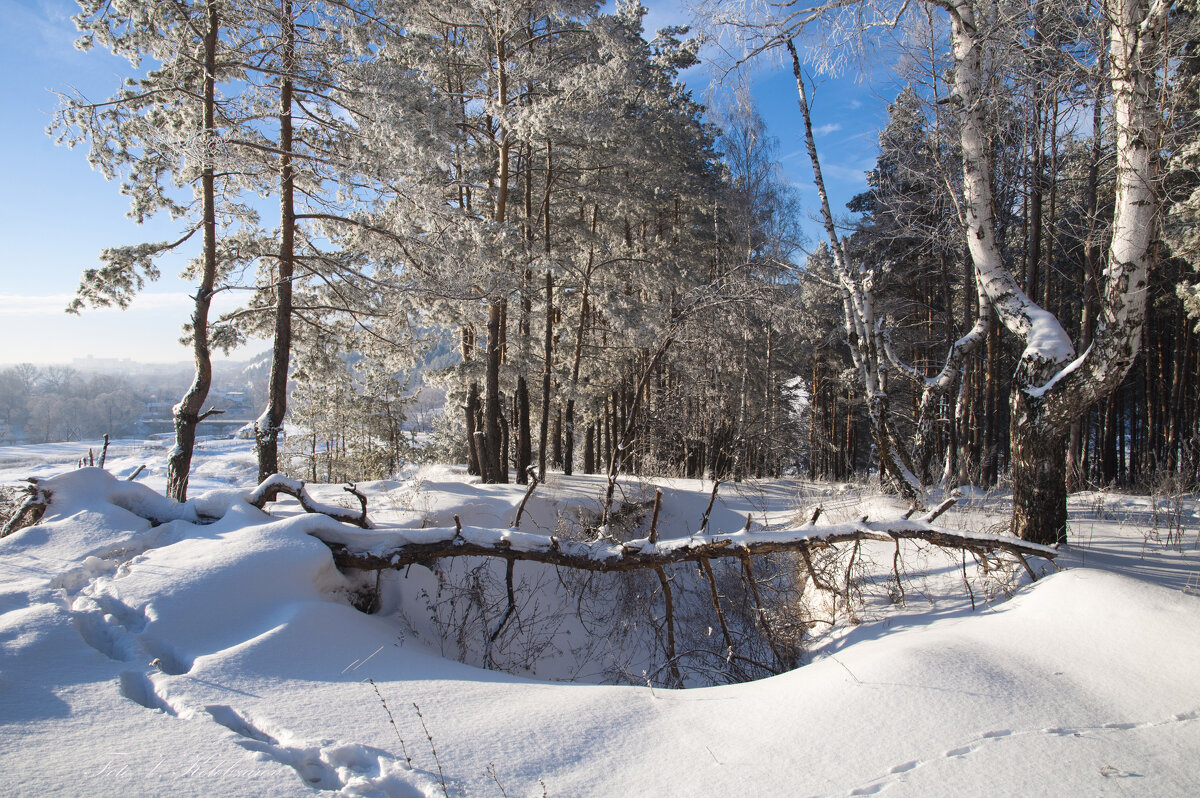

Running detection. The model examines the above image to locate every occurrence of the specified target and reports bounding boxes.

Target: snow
[1,439,1198,796]
[1020,303,1078,369]
[1024,343,1093,399]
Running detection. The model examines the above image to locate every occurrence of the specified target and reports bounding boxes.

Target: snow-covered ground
[1,439,1198,796]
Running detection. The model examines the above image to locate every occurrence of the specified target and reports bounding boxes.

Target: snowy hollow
[2,440,1199,796]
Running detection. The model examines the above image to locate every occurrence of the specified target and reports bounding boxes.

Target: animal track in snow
[118,670,178,716]
[49,510,432,794]
[69,583,149,662]
[67,577,193,680]
[846,710,1200,796]
[205,704,428,794]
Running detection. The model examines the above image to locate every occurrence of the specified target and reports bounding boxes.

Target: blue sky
[1,0,209,365]
[0,0,890,365]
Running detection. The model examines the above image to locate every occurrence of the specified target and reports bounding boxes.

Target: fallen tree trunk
[309,502,1057,576]
[234,475,1055,590]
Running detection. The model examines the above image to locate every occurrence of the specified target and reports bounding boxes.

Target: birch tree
[933,0,1172,543]
[701,0,1177,543]
[1169,3,1200,329]
[845,87,992,486]
[785,41,923,503]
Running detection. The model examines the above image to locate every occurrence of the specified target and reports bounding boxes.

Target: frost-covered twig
[412,702,448,797]
[509,467,539,529]
[484,558,517,669]
[367,678,412,768]
[740,552,790,671]
[655,566,683,688]
[699,480,721,534]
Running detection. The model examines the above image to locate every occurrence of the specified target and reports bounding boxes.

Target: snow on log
[1,480,50,539]
[309,505,1058,577]
[248,474,370,529]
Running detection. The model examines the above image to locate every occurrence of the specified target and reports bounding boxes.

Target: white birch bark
[938,0,1167,412]
[709,0,1168,541]
[1035,0,1167,425]
[788,40,922,504]
[942,0,1077,384]
[934,0,1170,543]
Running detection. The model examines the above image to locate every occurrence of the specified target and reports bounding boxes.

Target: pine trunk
[563,399,575,476]
[551,408,562,469]
[583,422,595,474]
[515,376,530,484]
[540,270,553,478]
[256,0,295,485]
[483,300,506,483]
[466,381,481,476]
[166,3,219,502]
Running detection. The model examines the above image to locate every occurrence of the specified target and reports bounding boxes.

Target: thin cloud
[0,294,77,316]
[0,292,195,316]
[822,161,872,186]
[11,0,86,65]
[814,123,842,137]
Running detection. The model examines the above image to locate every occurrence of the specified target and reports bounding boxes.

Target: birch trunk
[787,40,921,504]
[941,0,1166,543]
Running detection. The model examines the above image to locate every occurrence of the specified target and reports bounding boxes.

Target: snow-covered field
[1,438,1198,797]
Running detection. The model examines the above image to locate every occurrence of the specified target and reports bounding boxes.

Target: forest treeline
[698,0,1200,544]
[56,0,807,501]
[0,365,147,443]
[0,362,265,443]
[55,0,1200,545]
[786,0,1200,500]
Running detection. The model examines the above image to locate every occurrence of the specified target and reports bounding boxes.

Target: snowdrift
[1,465,1198,797]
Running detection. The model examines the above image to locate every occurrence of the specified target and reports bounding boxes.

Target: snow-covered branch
[309,503,1057,576]
[248,474,371,529]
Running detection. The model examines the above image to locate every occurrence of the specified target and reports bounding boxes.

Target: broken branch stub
[1,480,50,539]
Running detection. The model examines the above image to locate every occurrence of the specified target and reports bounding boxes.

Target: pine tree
[52,0,259,500]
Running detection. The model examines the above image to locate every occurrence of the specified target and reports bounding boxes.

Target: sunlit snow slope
[1,449,1198,797]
